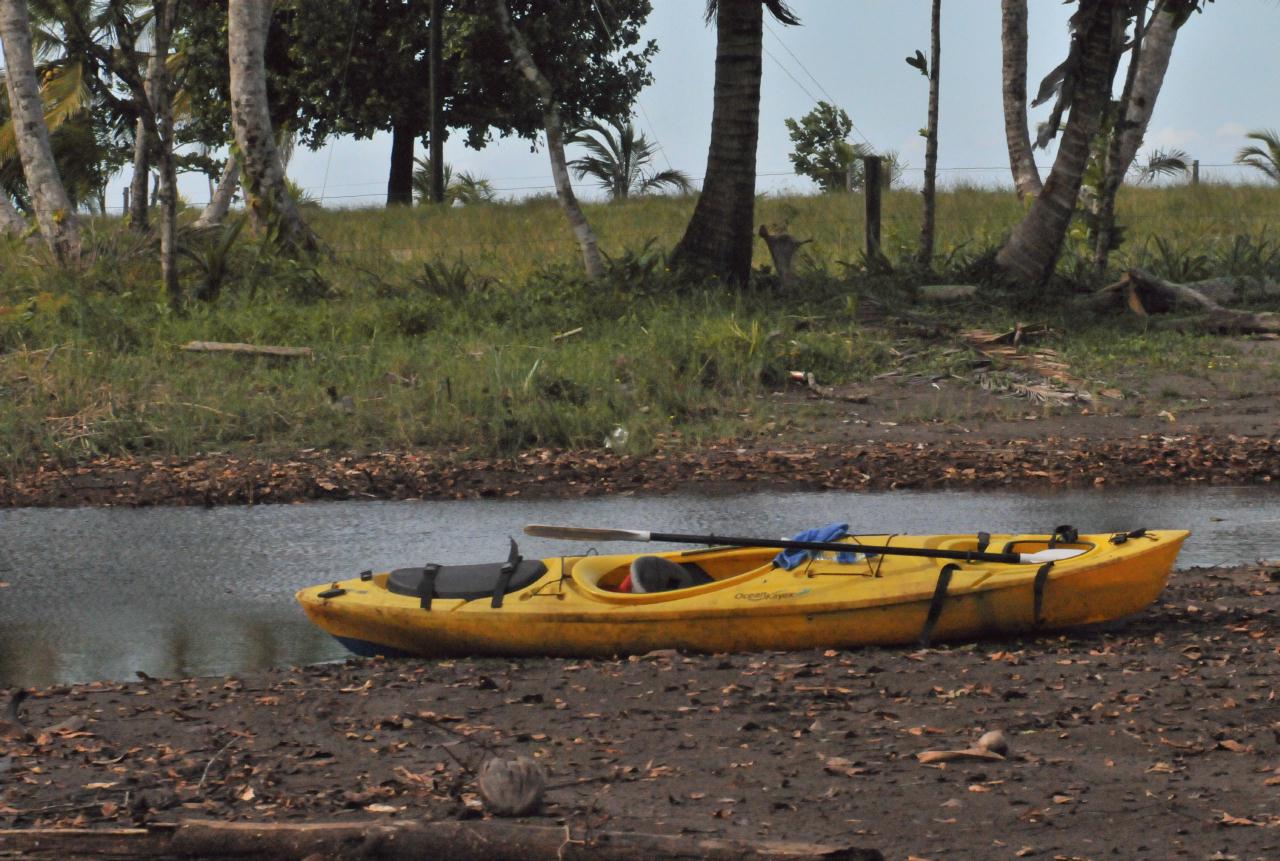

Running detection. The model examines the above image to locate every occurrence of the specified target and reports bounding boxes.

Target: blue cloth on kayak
[774,522,860,570]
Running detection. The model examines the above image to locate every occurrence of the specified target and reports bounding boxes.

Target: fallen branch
[197,737,238,791]
[792,371,870,404]
[1089,269,1280,335]
[552,326,583,342]
[180,341,313,359]
[0,819,884,861]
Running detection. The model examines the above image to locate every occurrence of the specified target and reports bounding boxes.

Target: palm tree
[567,118,691,201]
[671,0,801,287]
[0,56,98,232]
[0,0,81,262]
[411,158,496,206]
[1093,0,1200,272]
[1000,0,1041,199]
[995,0,1128,289]
[34,1,153,230]
[1235,130,1280,184]
[1112,1,1197,178]
[228,0,317,255]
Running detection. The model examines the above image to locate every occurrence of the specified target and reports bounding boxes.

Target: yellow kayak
[297,527,1188,658]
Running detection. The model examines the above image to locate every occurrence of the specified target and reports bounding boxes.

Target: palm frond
[1235,129,1280,184]
[1130,147,1191,184]
[567,116,678,201]
[0,61,92,162]
[637,168,693,196]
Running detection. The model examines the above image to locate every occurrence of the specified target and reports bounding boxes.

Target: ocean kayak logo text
[735,588,811,602]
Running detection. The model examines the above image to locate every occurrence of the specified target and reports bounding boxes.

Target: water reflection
[0,611,339,689]
[2,485,1278,686]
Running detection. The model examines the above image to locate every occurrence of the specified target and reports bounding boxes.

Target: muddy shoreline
[3,430,1278,508]
[2,564,1279,859]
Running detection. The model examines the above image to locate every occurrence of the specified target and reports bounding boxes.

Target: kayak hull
[297,530,1188,658]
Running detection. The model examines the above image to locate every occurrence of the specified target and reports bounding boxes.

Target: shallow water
[2,485,1278,687]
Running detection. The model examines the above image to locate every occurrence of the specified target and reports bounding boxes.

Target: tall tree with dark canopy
[672,0,800,287]
[180,1,655,207]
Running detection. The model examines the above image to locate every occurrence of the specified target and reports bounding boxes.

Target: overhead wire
[763,19,873,148]
[318,0,365,202]
[590,0,676,172]
[761,43,820,104]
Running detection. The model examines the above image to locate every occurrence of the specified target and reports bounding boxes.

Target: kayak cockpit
[570,548,779,602]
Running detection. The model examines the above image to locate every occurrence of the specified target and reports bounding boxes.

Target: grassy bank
[2,185,1278,471]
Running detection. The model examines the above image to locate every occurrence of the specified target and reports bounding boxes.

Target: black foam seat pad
[387,560,548,600]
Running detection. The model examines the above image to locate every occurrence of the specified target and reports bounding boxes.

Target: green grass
[300,183,1280,282]
[2,183,1278,471]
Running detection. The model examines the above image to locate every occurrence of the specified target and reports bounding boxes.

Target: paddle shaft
[640,530,1025,565]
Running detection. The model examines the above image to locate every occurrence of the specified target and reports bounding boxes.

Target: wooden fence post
[1191,159,1200,186]
[863,155,882,261]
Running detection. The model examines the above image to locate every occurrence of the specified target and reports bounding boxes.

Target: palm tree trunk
[1092,2,1146,274]
[491,0,603,281]
[128,113,151,231]
[193,155,241,229]
[150,0,180,305]
[1113,1,1185,176]
[228,0,317,255]
[1001,0,1041,199]
[671,0,763,287]
[917,0,941,269]
[0,0,81,263]
[996,1,1126,289]
[387,122,415,207]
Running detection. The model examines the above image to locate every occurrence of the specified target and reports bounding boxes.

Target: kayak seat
[629,556,714,593]
[386,560,548,601]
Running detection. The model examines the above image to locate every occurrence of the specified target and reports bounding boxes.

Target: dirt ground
[3,334,1279,859]
[3,564,1279,860]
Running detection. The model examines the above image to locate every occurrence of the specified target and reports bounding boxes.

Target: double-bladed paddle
[523,524,1086,565]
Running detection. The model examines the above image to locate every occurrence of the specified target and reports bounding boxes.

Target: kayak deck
[297,529,1189,657]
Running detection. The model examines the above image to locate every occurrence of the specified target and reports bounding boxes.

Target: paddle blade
[523,524,651,543]
[1019,547,1087,564]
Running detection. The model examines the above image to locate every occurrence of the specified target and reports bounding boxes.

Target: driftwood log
[1087,268,1280,335]
[180,341,314,359]
[0,819,883,861]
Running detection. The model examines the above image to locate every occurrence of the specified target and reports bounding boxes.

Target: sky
[147,1,1280,210]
